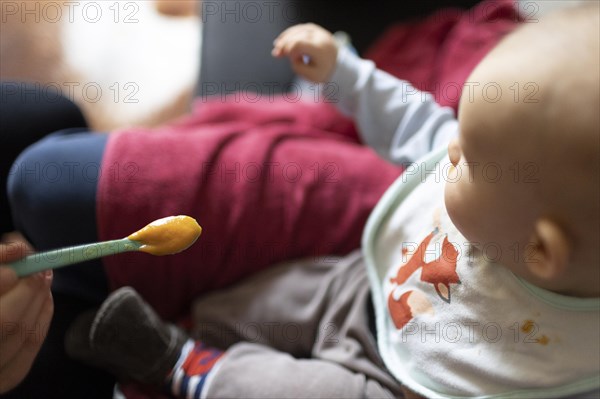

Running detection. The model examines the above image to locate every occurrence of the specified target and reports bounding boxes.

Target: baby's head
[445,4,599,297]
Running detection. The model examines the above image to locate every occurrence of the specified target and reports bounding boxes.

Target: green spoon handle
[7,238,142,277]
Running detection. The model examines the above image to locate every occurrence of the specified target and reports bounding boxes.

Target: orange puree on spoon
[127,215,202,255]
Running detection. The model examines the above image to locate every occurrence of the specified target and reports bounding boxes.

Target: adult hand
[272,23,338,83]
[0,237,53,393]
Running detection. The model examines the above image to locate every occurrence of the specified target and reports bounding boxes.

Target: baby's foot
[65,286,187,386]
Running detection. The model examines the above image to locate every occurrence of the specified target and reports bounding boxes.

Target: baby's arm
[274,24,458,165]
[330,47,458,164]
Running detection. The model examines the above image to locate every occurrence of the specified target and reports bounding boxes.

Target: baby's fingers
[273,23,337,82]
[285,40,317,66]
[272,23,324,57]
[273,24,310,49]
[273,30,309,58]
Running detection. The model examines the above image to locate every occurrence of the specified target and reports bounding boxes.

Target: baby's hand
[272,23,338,83]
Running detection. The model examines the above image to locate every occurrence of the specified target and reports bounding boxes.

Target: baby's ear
[524,218,571,281]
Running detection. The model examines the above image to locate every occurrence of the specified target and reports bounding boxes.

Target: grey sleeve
[329,47,458,165]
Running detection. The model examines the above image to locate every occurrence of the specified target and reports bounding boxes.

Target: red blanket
[104,0,522,397]
[366,0,521,110]
[98,100,400,321]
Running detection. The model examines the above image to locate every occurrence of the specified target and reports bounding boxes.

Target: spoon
[8,215,202,277]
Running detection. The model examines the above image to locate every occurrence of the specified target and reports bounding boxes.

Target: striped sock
[166,339,224,399]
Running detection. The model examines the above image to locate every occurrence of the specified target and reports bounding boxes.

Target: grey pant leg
[190,251,403,398]
[207,343,398,398]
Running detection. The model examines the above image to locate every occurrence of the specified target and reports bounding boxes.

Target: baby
[65,4,599,398]
[272,10,600,299]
